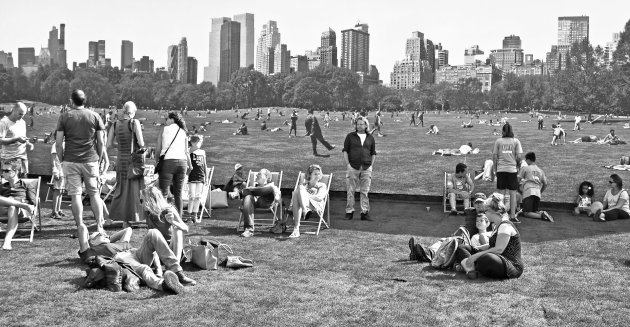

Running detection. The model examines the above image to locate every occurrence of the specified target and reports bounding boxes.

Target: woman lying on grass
[455,193,524,280]
[141,186,189,262]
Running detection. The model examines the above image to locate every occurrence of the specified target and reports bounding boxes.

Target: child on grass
[574,181,594,216]
[50,131,66,219]
[188,135,207,223]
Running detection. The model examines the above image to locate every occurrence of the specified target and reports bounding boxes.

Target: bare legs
[290,186,311,237]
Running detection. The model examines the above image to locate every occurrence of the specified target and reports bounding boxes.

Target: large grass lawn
[23,106,630,203]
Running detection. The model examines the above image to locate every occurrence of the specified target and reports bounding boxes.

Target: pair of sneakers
[50,211,66,220]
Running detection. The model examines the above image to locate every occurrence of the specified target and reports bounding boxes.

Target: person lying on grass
[78,227,196,295]
[574,181,594,216]
[590,174,630,222]
[516,152,554,222]
[141,186,189,261]
[1,159,37,250]
[279,164,327,238]
[455,193,524,280]
[239,168,281,238]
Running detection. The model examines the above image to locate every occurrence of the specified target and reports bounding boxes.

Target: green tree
[70,70,115,107]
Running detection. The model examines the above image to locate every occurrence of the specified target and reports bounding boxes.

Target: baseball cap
[234,163,243,171]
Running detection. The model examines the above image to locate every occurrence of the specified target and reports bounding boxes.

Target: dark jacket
[343,131,376,170]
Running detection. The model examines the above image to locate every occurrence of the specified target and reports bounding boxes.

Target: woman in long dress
[106,101,145,227]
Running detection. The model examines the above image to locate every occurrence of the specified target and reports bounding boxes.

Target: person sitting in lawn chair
[224,163,247,199]
[1,159,37,250]
[281,164,327,238]
[78,227,196,294]
[239,168,281,238]
[447,163,475,215]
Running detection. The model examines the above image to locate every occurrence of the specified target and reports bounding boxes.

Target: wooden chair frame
[0,177,42,242]
[287,171,332,235]
[236,170,283,232]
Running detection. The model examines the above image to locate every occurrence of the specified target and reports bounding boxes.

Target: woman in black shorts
[492,123,523,223]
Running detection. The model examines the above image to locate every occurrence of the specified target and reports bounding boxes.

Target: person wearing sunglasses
[0,159,37,250]
[590,174,630,222]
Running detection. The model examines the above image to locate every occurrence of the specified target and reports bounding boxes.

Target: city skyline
[1,0,628,84]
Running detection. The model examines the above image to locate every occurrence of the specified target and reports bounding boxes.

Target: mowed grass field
[2,105,630,326]
[24,106,630,203]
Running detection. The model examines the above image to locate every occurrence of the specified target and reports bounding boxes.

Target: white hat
[234,163,243,171]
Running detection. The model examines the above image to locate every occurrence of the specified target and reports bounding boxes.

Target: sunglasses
[1,169,13,173]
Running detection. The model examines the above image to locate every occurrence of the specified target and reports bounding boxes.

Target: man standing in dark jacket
[342,116,376,221]
[306,110,335,156]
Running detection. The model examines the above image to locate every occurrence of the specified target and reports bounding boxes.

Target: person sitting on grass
[462,118,473,128]
[426,124,439,135]
[590,174,630,222]
[0,159,37,250]
[447,163,475,215]
[239,168,281,238]
[141,186,189,261]
[551,124,566,145]
[233,123,248,135]
[78,228,196,295]
[455,193,524,280]
[285,164,327,238]
[516,152,553,222]
[601,129,626,145]
[574,181,594,216]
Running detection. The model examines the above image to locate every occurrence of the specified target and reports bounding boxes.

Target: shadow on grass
[37,257,82,269]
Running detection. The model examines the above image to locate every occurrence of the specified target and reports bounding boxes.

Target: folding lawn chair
[236,170,283,232]
[182,167,214,219]
[287,171,332,235]
[443,172,472,213]
[0,177,42,242]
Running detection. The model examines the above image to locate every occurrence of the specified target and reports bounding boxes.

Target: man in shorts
[56,89,106,244]
[0,159,37,250]
[0,102,34,177]
[517,152,553,222]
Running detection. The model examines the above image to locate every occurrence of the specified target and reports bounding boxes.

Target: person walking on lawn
[306,110,336,156]
[343,116,377,221]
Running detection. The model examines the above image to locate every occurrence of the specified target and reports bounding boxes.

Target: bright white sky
[1,0,628,83]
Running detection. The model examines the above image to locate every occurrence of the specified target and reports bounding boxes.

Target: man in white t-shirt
[0,102,33,177]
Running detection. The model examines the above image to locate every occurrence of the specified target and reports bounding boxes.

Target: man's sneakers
[161,271,184,294]
[240,229,254,238]
[345,212,353,220]
[541,211,554,223]
[176,271,197,286]
[360,212,372,221]
[408,237,418,261]
[408,237,432,262]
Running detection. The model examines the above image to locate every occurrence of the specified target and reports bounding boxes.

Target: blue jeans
[158,159,187,216]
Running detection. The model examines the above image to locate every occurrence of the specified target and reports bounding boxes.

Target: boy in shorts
[50,131,66,219]
[517,152,553,222]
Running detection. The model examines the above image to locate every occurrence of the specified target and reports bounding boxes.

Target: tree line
[1,19,629,114]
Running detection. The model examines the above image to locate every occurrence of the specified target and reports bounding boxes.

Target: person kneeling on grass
[590,174,630,222]
[516,152,553,222]
[455,193,524,280]
[78,228,196,294]
[239,168,281,238]
[0,159,37,250]
[447,163,474,215]
[426,125,439,135]
[284,164,327,238]
[141,186,189,261]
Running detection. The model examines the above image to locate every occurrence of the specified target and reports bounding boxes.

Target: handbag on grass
[127,119,146,180]
[209,189,229,209]
[155,127,180,173]
[187,239,233,270]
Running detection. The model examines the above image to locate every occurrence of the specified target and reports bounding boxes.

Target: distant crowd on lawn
[1,90,629,291]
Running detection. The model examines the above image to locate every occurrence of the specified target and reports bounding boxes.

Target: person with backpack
[456,193,524,280]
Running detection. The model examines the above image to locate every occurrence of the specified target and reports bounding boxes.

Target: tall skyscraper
[138,56,153,73]
[206,17,231,85]
[219,20,241,83]
[558,16,589,46]
[0,51,15,69]
[97,40,106,66]
[341,23,370,73]
[320,28,337,66]
[18,48,36,67]
[256,21,280,75]
[38,48,51,66]
[233,13,254,68]
[58,24,67,68]
[121,40,133,71]
[88,41,98,67]
[187,57,198,84]
[167,45,178,80]
[177,37,188,82]
[390,31,435,89]
[48,26,59,65]
[273,44,290,74]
